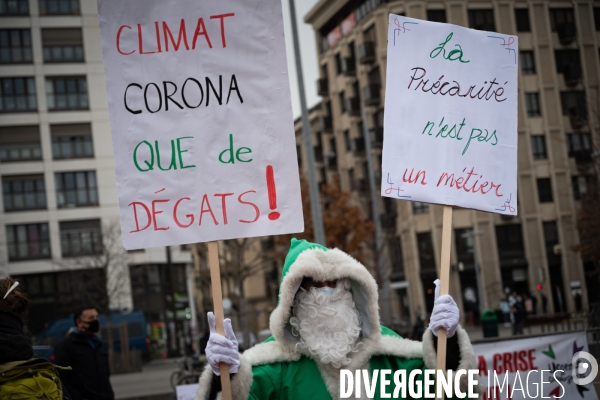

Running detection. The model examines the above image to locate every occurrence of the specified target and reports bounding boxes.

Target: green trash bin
[481,309,498,338]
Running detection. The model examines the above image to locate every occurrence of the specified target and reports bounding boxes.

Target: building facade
[300,0,600,329]
[0,0,193,351]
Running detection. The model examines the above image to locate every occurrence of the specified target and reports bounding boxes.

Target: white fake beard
[289,279,364,368]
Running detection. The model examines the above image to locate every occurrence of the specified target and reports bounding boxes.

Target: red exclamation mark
[266,165,280,221]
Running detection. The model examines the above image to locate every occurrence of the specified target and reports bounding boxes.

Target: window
[531,135,547,160]
[46,76,88,111]
[0,77,37,113]
[515,9,531,32]
[549,8,575,31]
[542,221,560,267]
[296,145,302,168]
[412,202,429,214]
[595,8,600,31]
[60,219,102,257]
[335,53,342,75]
[2,175,46,211]
[427,10,446,23]
[339,91,346,114]
[389,236,404,279]
[6,223,51,261]
[566,132,592,157]
[416,232,436,271]
[520,51,535,75]
[51,123,93,159]
[555,50,581,75]
[495,224,525,265]
[560,91,587,120]
[468,10,495,31]
[525,93,541,117]
[343,130,351,151]
[348,168,355,191]
[572,176,592,200]
[0,125,42,162]
[537,178,553,202]
[0,0,28,15]
[42,29,84,63]
[0,30,32,64]
[55,171,98,208]
[39,0,80,15]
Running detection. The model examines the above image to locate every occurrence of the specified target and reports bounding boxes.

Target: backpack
[0,358,71,400]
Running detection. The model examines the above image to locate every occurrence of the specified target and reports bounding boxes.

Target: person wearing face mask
[54,306,115,400]
[197,239,479,400]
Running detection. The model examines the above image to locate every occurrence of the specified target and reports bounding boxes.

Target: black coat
[54,332,114,400]
[0,310,33,364]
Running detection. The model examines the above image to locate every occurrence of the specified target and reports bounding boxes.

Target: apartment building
[298,0,600,328]
[0,0,192,351]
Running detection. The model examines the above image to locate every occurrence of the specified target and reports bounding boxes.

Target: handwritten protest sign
[97,0,303,250]
[382,15,518,215]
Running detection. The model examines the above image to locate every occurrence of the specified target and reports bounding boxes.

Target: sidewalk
[110,358,179,400]
[465,319,588,343]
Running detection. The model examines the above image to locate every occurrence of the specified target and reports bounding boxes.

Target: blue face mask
[318,287,335,296]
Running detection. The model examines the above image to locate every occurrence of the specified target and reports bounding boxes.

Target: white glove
[429,279,460,338]
[205,312,240,375]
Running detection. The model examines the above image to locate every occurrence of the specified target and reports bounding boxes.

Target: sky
[281,0,321,118]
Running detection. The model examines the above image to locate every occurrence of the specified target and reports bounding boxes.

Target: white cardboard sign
[97,0,303,249]
[382,15,518,215]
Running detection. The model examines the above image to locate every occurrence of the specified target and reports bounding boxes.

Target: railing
[0,142,42,162]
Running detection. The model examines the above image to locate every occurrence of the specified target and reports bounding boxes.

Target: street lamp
[461,230,485,314]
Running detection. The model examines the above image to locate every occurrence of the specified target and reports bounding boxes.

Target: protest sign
[382,15,518,215]
[474,332,599,399]
[97,0,303,250]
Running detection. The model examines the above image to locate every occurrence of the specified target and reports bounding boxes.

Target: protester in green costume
[196,239,477,399]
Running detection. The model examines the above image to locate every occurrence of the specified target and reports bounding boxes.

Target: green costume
[196,239,477,400]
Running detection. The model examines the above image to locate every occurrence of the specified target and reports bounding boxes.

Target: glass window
[46,76,88,111]
[335,53,342,75]
[495,224,525,264]
[0,0,29,15]
[531,135,547,160]
[520,51,535,75]
[55,171,98,208]
[515,9,531,32]
[51,123,93,159]
[59,219,102,257]
[343,130,351,152]
[525,93,541,117]
[416,232,436,271]
[348,168,354,191]
[39,0,80,15]
[549,8,575,31]
[2,175,46,211]
[595,8,600,31]
[427,10,446,23]
[0,125,42,162]
[554,50,581,74]
[0,29,32,64]
[566,132,592,156]
[560,91,587,119]
[389,236,404,278]
[537,178,553,202]
[42,29,84,63]
[0,77,37,113]
[6,223,51,261]
[468,9,495,31]
[412,202,429,214]
[339,91,346,113]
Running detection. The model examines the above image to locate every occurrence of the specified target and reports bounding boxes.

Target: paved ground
[110,358,179,400]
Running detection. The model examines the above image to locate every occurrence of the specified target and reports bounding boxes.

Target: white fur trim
[194,355,252,400]
[270,248,381,351]
[243,340,301,366]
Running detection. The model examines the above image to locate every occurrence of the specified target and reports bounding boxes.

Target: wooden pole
[436,205,453,399]
[207,241,232,400]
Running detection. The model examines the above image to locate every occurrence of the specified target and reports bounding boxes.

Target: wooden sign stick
[207,241,233,400]
[436,205,453,400]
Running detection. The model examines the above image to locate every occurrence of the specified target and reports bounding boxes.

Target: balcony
[363,84,380,106]
[358,42,376,64]
[317,78,329,96]
[347,97,360,116]
[320,116,333,132]
[564,64,582,86]
[370,126,384,147]
[341,57,356,76]
[557,23,576,45]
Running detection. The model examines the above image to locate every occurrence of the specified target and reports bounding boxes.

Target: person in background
[54,306,114,400]
[0,279,33,365]
[499,298,511,327]
[541,293,548,314]
[511,296,527,335]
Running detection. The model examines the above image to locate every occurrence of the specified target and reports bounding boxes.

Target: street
[110,358,180,400]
